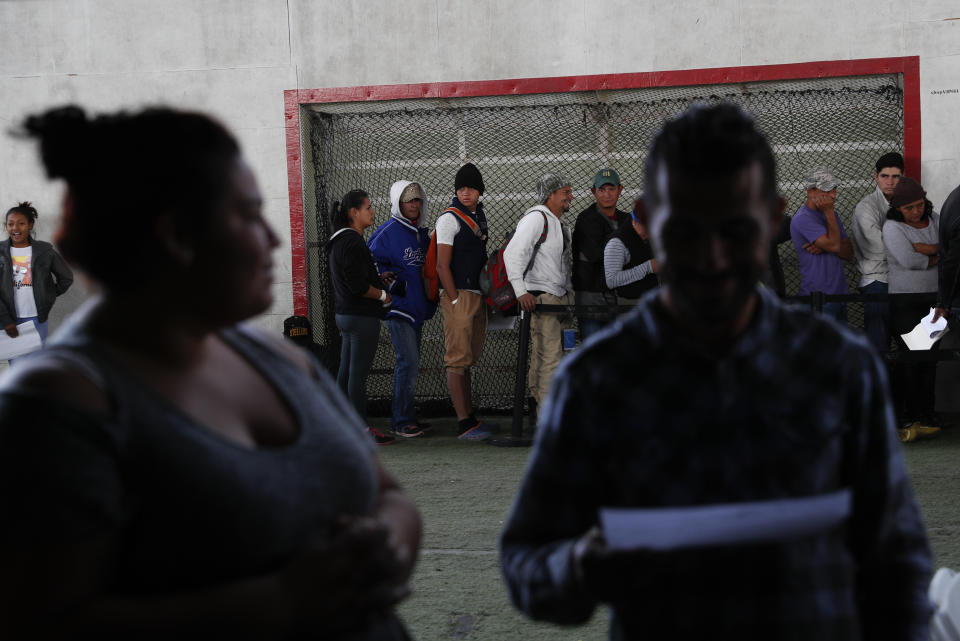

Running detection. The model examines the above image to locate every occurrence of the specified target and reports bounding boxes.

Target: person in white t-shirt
[0,202,73,347]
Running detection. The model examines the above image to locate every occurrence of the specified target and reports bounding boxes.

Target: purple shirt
[790,204,850,296]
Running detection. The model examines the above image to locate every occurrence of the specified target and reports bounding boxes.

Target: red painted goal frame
[284,56,921,316]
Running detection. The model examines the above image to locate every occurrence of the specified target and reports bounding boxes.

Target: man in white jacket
[504,173,574,411]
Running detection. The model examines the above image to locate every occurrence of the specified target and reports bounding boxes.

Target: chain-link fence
[298,75,904,413]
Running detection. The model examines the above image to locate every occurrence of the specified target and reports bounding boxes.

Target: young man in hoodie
[368,180,437,438]
[435,163,499,440]
[504,173,574,419]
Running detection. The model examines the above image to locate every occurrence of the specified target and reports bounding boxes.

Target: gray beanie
[537,172,570,204]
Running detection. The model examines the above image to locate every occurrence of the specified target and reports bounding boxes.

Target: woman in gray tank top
[0,106,419,640]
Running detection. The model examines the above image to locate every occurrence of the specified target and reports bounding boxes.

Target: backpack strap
[522,211,551,278]
[444,207,486,241]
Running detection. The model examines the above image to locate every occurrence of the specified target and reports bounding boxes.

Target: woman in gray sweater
[882,176,940,441]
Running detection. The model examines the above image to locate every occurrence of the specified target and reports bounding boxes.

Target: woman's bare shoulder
[0,356,111,414]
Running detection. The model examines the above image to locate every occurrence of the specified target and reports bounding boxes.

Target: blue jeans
[821,302,847,324]
[858,280,890,354]
[335,314,381,423]
[386,318,421,430]
[8,316,48,365]
[578,317,607,343]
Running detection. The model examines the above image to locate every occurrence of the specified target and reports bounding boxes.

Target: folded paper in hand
[901,307,949,351]
[0,321,43,361]
[600,489,851,551]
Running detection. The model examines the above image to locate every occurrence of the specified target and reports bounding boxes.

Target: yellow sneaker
[914,421,942,437]
[898,425,918,443]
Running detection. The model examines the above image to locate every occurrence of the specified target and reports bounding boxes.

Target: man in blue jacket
[368,180,437,438]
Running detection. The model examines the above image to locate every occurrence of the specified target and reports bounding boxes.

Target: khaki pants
[528,291,573,404]
[440,290,487,374]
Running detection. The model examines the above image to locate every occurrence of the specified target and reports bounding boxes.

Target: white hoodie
[389,180,428,228]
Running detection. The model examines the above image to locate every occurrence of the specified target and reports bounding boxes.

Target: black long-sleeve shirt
[326,228,386,318]
[937,184,960,310]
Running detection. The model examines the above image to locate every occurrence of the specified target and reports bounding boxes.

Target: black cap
[455,163,484,196]
[283,315,312,345]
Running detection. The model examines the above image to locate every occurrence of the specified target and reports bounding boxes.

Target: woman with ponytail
[0,106,419,640]
[0,201,73,347]
[325,189,394,444]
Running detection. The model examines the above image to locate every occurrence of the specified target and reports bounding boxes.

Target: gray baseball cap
[804,167,839,192]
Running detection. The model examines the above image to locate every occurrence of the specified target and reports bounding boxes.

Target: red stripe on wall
[284,89,308,317]
[901,56,922,181]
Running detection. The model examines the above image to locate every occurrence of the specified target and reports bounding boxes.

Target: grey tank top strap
[34,322,322,421]
[220,324,325,394]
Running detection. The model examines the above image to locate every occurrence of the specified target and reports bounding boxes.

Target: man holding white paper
[499,104,932,640]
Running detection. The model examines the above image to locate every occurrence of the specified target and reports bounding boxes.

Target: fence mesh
[299,74,904,413]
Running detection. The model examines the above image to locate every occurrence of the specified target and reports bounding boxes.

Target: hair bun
[23,106,91,180]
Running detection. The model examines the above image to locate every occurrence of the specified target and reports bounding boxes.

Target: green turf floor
[375,416,960,641]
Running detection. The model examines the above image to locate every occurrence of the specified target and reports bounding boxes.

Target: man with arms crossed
[791,167,853,321]
[500,104,932,640]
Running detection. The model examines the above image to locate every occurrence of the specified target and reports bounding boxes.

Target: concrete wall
[2,0,958,332]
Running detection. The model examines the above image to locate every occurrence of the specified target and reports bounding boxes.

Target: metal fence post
[812,290,825,314]
[490,309,533,447]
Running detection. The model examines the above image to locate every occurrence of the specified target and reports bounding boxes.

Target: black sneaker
[392,425,424,438]
[367,427,396,445]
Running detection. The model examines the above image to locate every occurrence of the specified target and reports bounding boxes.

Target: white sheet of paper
[0,321,43,361]
[600,489,851,551]
[901,307,949,351]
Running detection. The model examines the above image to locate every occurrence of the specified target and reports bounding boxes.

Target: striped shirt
[602,236,655,290]
[500,287,932,640]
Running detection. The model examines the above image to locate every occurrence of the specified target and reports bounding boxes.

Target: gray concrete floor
[375,415,960,641]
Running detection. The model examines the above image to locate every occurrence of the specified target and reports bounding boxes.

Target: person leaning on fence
[504,173,574,428]
[790,166,853,322]
[435,163,499,440]
[603,197,658,306]
[852,152,903,353]
[572,168,629,341]
[326,189,394,445]
[499,103,933,641]
[882,176,943,442]
[367,180,437,439]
